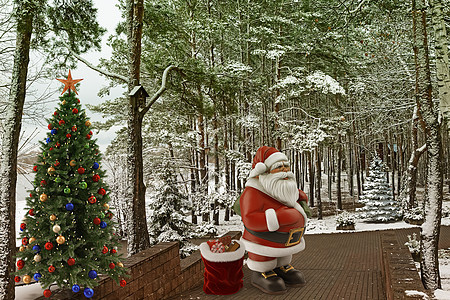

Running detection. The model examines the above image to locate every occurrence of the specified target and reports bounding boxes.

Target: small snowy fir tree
[357,157,402,222]
[148,164,197,258]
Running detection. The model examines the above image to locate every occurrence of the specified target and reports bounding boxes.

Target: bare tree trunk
[412,0,444,289]
[213,111,220,225]
[337,136,343,210]
[126,0,150,256]
[315,148,322,219]
[0,3,33,297]
[307,151,314,207]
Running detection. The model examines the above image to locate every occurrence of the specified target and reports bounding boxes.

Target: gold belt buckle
[285,227,304,247]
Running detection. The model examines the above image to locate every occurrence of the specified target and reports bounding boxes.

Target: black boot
[251,270,287,295]
[274,264,306,287]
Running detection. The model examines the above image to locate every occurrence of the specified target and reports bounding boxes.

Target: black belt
[245,226,305,247]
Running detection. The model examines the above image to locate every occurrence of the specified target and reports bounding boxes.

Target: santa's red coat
[240,178,308,258]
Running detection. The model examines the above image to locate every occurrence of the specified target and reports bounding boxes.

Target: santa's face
[258,164,298,207]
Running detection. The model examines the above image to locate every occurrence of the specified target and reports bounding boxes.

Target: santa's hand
[265,208,280,231]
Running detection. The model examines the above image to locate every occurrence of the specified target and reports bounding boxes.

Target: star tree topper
[56,70,83,95]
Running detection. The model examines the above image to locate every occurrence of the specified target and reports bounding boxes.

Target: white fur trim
[241,237,305,257]
[265,209,279,231]
[249,162,267,178]
[246,258,277,272]
[200,240,245,262]
[276,255,292,267]
[245,178,308,227]
[264,152,288,170]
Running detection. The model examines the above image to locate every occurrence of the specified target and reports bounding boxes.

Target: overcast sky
[23,1,125,153]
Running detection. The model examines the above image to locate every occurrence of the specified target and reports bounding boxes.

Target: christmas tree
[148,163,197,258]
[14,71,127,298]
[357,157,402,222]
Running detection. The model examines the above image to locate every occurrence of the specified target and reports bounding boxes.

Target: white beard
[259,171,299,207]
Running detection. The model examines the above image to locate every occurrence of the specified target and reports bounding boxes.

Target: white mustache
[268,171,295,180]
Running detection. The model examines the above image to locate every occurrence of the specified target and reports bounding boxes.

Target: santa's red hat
[249,146,289,178]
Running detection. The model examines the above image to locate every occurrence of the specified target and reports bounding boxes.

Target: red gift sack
[200,240,245,295]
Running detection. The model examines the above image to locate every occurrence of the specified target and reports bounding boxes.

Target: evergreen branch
[140,65,180,116]
[61,40,127,83]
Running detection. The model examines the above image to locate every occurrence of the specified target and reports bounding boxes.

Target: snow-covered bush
[336,212,356,230]
[403,206,424,224]
[194,221,219,238]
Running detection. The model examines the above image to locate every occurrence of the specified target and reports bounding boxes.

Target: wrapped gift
[200,239,245,295]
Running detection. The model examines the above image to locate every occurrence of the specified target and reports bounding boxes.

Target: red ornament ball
[20,223,26,230]
[120,280,127,287]
[22,237,28,246]
[59,120,65,126]
[89,131,93,135]
[48,265,55,273]
[72,108,78,114]
[88,195,97,204]
[67,258,75,266]
[98,188,106,196]
[17,260,25,269]
[29,193,32,197]
[43,289,52,298]
[49,147,54,151]
[110,248,117,254]
[33,165,37,172]
[77,99,80,103]
[71,126,77,132]
[14,276,20,283]
[28,209,34,216]
[92,174,100,182]
[93,218,101,225]
[55,142,61,148]
[40,180,47,186]
[48,124,52,130]
[86,134,91,139]
[66,133,71,139]
[102,246,108,254]
[109,263,115,269]
[45,242,54,251]
[54,161,60,167]
[53,111,58,116]
[77,167,85,174]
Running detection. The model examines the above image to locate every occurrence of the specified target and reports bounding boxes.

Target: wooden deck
[172,226,450,300]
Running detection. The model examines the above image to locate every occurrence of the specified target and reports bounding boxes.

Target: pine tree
[357,157,402,223]
[14,71,127,298]
[148,163,197,258]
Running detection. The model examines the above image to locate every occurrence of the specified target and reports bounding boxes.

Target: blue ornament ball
[51,129,57,135]
[46,137,51,144]
[65,203,74,211]
[100,221,107,229]
[33,273,42,281]
[88,270,97,279]
[72,284,80,293]
[32,245,41,253]
[84,287,94,298]
[93,162,99,169]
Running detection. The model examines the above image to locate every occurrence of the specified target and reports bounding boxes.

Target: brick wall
[380,231,432,300]
[36,231,241,299]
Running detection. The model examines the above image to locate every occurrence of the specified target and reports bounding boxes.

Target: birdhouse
[129,85,149,107]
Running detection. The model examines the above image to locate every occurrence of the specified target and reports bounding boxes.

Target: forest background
[1,0,450,299]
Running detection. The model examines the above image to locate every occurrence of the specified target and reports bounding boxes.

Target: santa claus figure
[240,146,308,295]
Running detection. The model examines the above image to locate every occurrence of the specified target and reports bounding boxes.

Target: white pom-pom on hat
[249,162,267,178]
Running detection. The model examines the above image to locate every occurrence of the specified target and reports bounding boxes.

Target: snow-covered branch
[61,40,127,83]
[349,0,369,14]
[140,65,180,116]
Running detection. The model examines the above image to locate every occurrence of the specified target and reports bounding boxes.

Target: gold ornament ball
[22,275,32,284]
[56,235,65,245]
[117,262,124,268]
[19,246,25,252]
[47,166,56,174]
[40,193,48,202]
[34,254,42,262]
[53,224,61,233]
[69,160,76,167]
[85,120,91,127]
[29,237,36,244]
[50,214,57,221]
[103,203,110,210]
[62,100,67,105]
